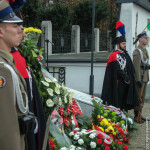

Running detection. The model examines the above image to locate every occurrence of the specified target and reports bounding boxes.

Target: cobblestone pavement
[128,100,150,150]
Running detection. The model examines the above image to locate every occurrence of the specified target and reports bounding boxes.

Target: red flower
[91,95,94,98]
[124,138,129,143]
[97,139,103,144]
[74,130,77,134]
[124,145,128,150]
[48,139,54,149]
[60,107,64,116]
[67,106,70,114]
[64,117,69,127]
[105,146,110,150]
[117,140,122,145]
[97,133,104,139]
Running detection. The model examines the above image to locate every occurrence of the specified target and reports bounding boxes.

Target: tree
[71,0,108,32]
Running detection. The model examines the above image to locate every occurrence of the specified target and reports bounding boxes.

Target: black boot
[134,109,144,123]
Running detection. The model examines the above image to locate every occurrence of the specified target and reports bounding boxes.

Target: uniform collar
[0,49,14,64]
[138,44,146,50]
[115,49,127,53]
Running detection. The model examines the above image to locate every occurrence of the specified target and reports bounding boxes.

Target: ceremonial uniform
[133,31,149,122]
[11,48,48,150]
[0,49,28,150]
[101,49,138,110]
[133,44,149,107]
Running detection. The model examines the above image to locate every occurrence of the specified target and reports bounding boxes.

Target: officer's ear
[0,23,5,38]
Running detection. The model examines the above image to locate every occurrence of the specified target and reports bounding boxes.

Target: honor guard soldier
[133,31,149,123]
[101,21,138,111]
[0,0,35,150]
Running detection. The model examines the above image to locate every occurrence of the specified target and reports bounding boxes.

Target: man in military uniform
[101,35,138,111]
[133,31,149,123]
[0,1,34,149]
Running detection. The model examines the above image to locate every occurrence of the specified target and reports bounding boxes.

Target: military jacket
[0,49,28,150]
[133,45,149,82]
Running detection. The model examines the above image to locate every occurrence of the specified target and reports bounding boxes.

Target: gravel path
[128,100,150,150]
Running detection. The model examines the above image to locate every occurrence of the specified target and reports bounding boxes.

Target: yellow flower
[97,115,101,119]
[108,126,114,132]
[105,129,109,133]
[107,123,111,127]
[100,121,104,126]
[113,132,116,135]
[98,127,104,132]
[108,119,111,122]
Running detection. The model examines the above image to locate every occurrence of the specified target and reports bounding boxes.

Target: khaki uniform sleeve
[133,49,141,82]
[0,64,22,150]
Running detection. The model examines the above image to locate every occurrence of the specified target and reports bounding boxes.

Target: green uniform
[0,49,28,150]
[133,45,149,107]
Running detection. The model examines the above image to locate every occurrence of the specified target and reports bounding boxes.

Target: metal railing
[52,31,71,54]
[80,32,92,52]
[99,34,112,51]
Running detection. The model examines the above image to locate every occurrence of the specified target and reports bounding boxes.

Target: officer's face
[19,25,26,47]
[119,42,126,51]
[139,37,149,46]
[0,23,22,51]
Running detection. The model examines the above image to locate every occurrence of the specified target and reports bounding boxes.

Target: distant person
[133,31,149,123]
[101,21,138,111]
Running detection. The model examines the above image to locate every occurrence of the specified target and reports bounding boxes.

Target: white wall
[119,3,150,99]
[48,62,106,97]
[119,3,150,57]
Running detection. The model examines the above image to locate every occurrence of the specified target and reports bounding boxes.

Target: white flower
[70,145,76,149]
[41,81,49,87]
[60,147,67,150]
[46,99,54,107]
[56,82,61,88]
[74,128,80,131]
[59,97,62,105]
[78,139,84,145]
[81,129,87,135]
[69,132,74,136]
[89,133,96,139]
[64,96,67,103]
[44,76,52,83]
[52,78,57,82]
[70,92,74,97]
[55,86,60,94]
[47,88,53,96]
[69,96,72,104]
[90,141,96,148]
[74,134,80,140]
[61,83,65,88]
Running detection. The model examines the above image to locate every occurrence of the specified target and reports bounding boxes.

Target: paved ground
[128,100,150,150]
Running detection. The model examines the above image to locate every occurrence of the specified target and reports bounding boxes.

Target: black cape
[101,50,138,110]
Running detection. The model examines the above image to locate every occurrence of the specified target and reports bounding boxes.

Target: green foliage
[21,0,108,32]
[91,99,103,125]
[37,3,71,31]
[21,0,41,27]
[18,38,43,83]
[71,0,108,32]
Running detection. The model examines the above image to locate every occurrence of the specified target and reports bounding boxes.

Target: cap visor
[2,15,23,23]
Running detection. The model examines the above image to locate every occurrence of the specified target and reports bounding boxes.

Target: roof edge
[116,0,150,12]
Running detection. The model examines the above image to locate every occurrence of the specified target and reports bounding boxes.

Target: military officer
[133,31,149,123]
[0,1,33,150]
